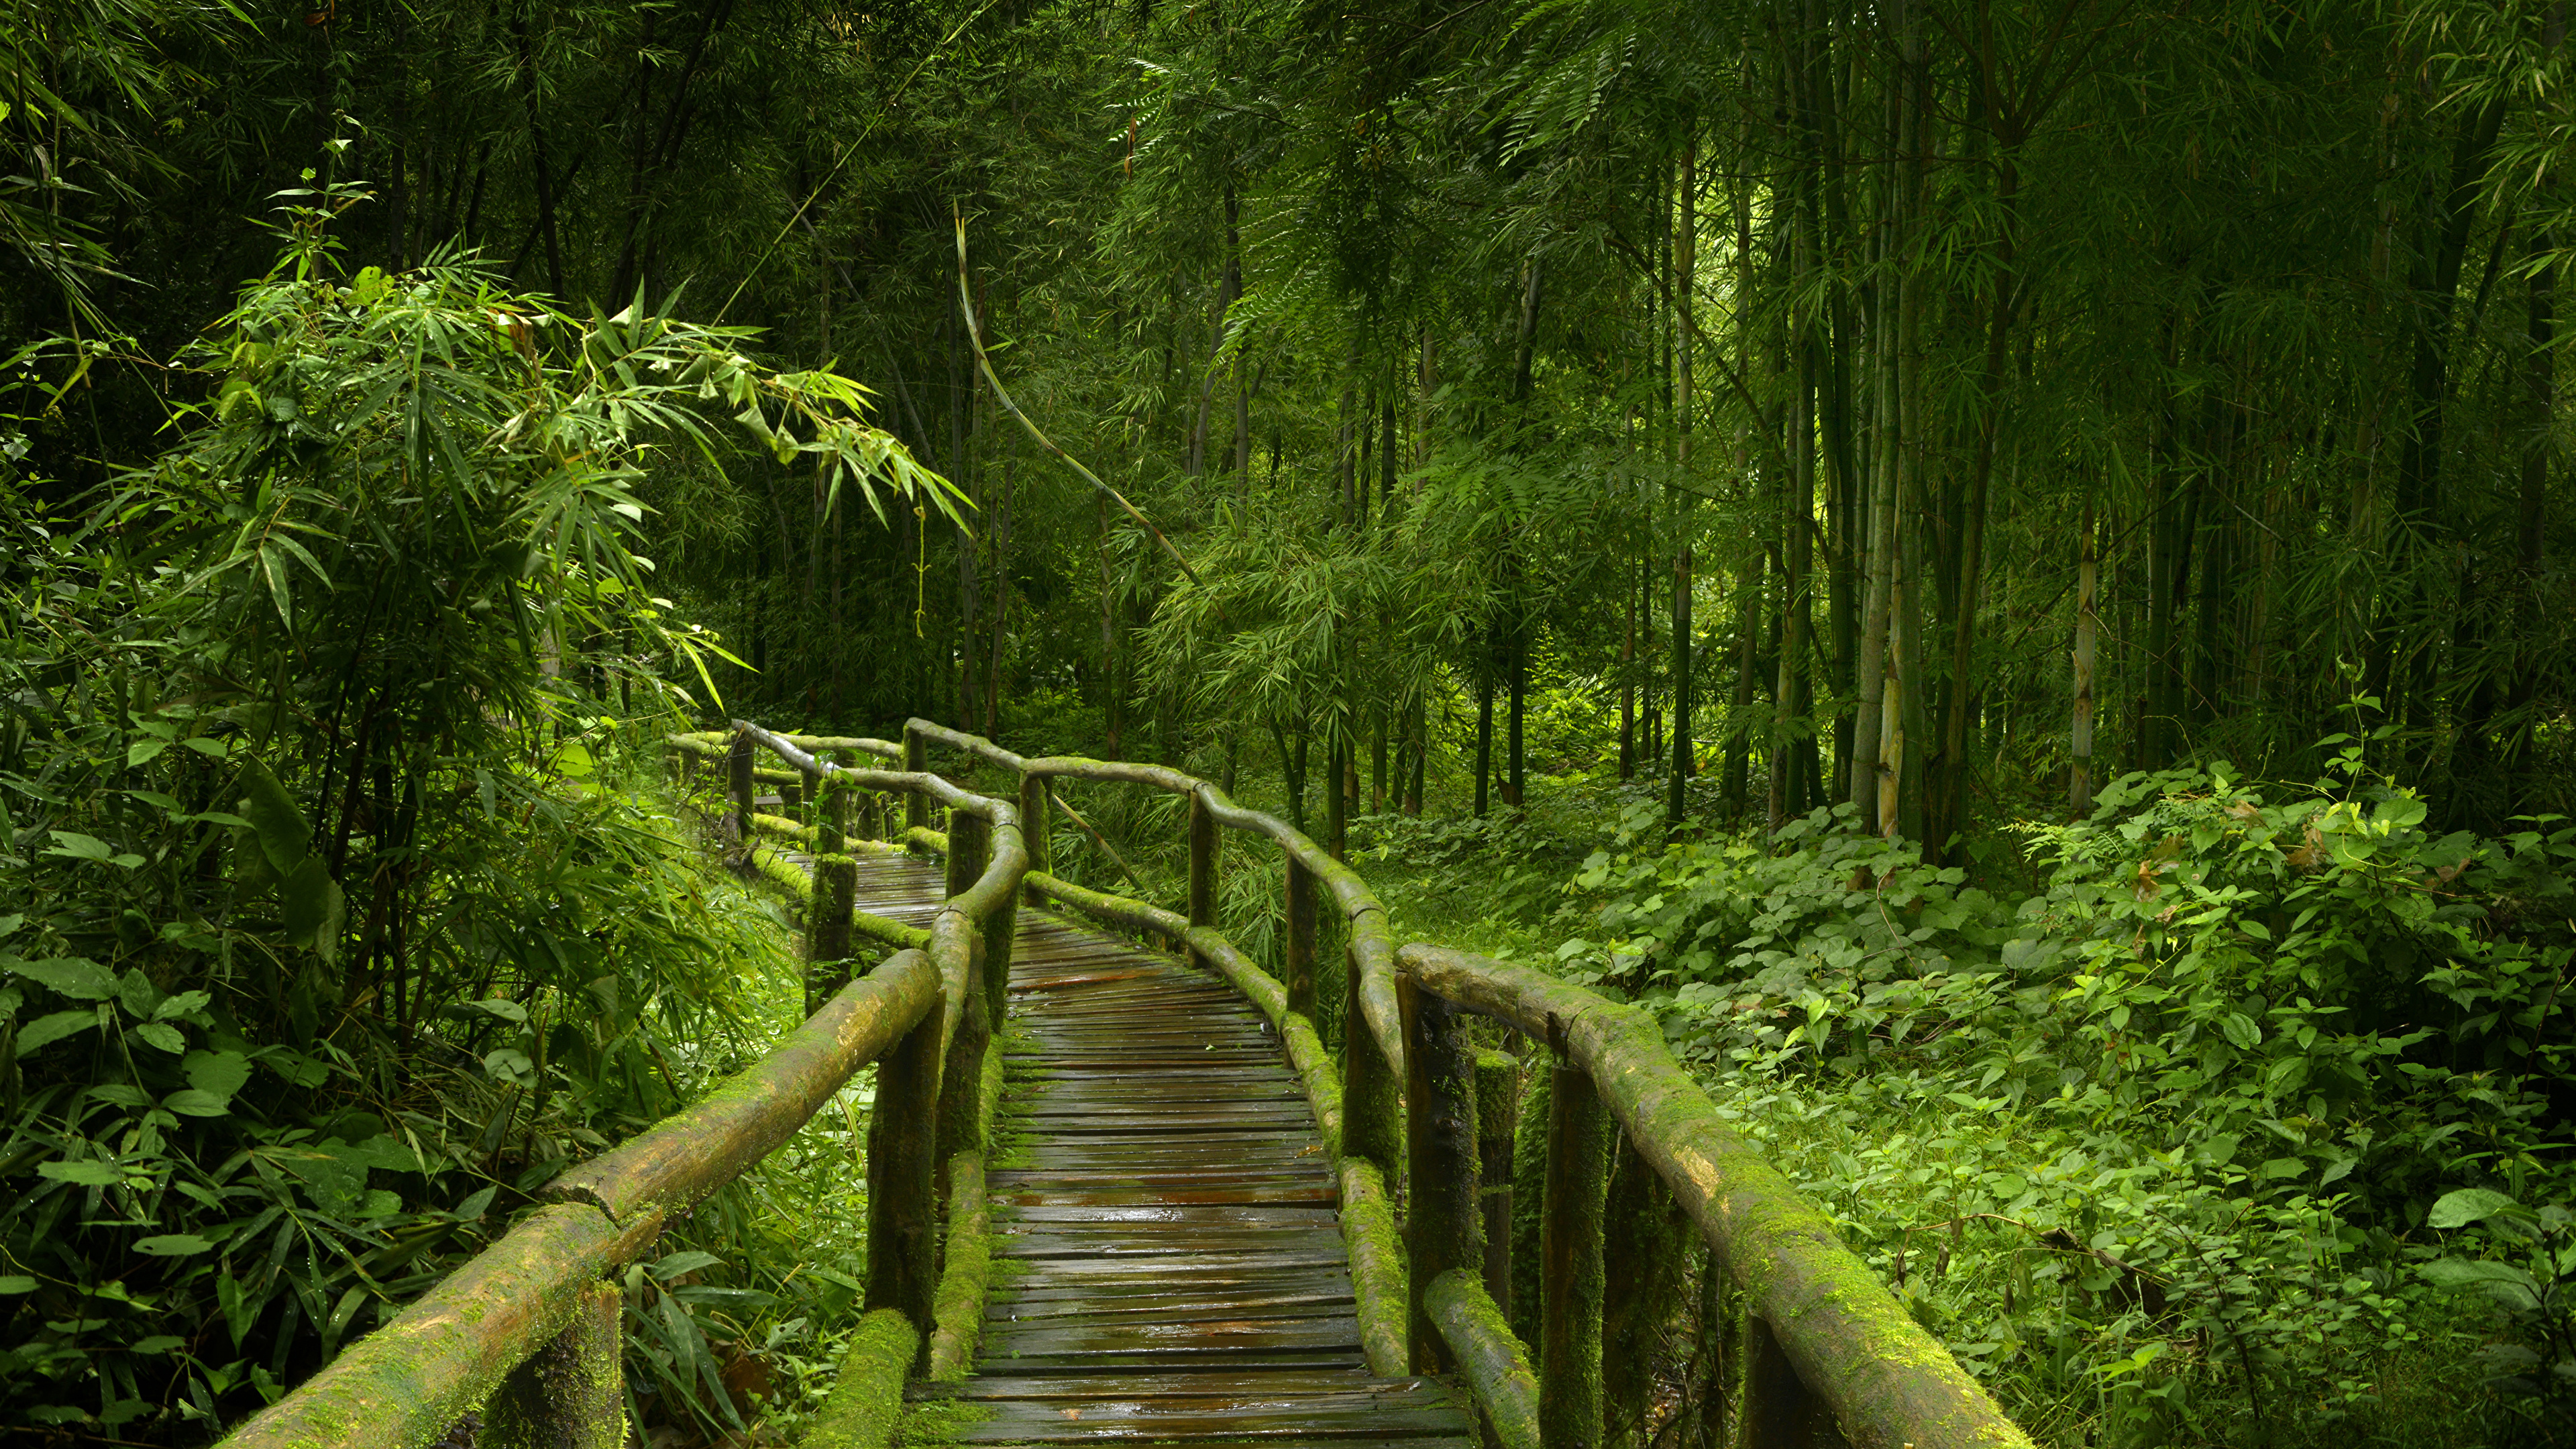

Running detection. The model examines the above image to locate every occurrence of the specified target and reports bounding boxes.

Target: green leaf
[133,1235,213,1257]
[651,1250,723,1282]
[38,1159,123,1186]
[234,757,311,873]
[162,1089,231,1117]
[2430,1187,2520,1230]
[179,736,231,759]
[2220,1012,2262,1050]
[184,1049,252,1101]
[280,855,345,960]
[0,1276,36,1294]
[7,957,113,1001]
[42,831,113,862]
[132,1021,186,1053]
[126,739,169,767]
[16,1008,100,1053]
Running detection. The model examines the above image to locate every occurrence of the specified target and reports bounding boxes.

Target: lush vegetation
[6,0,2575,1444]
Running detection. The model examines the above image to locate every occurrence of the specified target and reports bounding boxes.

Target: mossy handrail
[879,719,2034,1449]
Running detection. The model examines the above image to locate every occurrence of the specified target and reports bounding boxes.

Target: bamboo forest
[4,0,2574,1446]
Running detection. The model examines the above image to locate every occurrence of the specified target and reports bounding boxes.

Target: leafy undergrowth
[1336,749,2574,1447]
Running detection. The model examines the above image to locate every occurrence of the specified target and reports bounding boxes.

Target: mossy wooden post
[782,776,804,822]
[818,777,847,857]
[1284,855,1318,1018]
[1187,789,1218,975]
[1540,1060,1611,1449]
[1020,773,1051,906]
[935,935,991,1189]
[1737,1311,1843,1449]
[946,809,989,904]
[1342,943,1402,1172]
[1403,976,1481,1374]
[904,725,929,835]
[727,729,755,846]
[808,855,858,1016]
[481,1279,623,1449]
[1603,1138,1685,1446]
[1475,1050,1517,1321]
[867,979,945,1363]
[946,807,1012,1022]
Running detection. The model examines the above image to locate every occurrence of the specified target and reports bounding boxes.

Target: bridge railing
[218,734,1026,1449]
[871,716,2033,1449]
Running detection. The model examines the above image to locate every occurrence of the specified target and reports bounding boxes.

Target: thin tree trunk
[1668,137,1697,830]
[2070,498,2098,817]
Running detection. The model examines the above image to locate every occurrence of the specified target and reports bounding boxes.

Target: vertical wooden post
[1401,976,1481,1373]
[904,725,929,835]
[946,809,989,902]
[727,731,755,847]
[1688,1250,1732,1449]
[816,777,846,857]
[1474,1050,1517,1321]
[945,808,1008,1022]
[867,972,945,1362]
[1342,948,1403,1172]
[1735,1311,1842,1449]
[808,856,857,1015]
[1283,854,1318,1018]
[1540,1060,1611,1449]
[1020,773,1052,904]
[1187,789,1218,974]
[782,777,804,822]
[935,935,992,1177]
[482,1280,623,1449]
[983,824,1018,1025]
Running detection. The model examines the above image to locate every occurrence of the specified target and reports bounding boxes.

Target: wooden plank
[936,1405,1472,1442]
[910,1372,1447,1401]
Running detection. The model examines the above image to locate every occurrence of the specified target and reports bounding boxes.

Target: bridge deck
[841,855,1470,1447]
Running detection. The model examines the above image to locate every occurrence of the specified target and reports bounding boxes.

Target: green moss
[891,1399,991,1447]
[799,1309,920,1449]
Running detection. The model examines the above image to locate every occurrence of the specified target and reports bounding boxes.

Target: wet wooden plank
[911,1372,1443,1401]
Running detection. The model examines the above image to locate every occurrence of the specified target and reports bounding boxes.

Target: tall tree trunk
[1668,137,1698,830]
[2070,498,2098,817]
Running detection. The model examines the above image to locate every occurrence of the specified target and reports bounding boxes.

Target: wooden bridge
[219,720,2035,1449]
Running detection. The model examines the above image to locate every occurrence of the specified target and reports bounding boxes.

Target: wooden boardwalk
[842,855,1472,1447]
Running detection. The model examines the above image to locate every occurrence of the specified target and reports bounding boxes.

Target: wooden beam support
[1284,853,1318,1019]
[1539,1059,1611,1449]
[1403,976,1481,1374]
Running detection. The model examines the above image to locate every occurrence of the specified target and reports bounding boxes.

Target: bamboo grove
[8,0,2575,851]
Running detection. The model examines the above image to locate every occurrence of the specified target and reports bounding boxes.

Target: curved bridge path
[843,855,1473,1448]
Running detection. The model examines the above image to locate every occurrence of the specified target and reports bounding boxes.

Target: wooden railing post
[1342,946,1403,1172]
[807,856,857,1016]
[1284,854,1318,1018]
[782,775,804,821]
[1737,1311,1844,1449]
[867,972,945,1364]
[1539,1059,1611,1449]
[904,725,929,835]
[935,934,992,1179]
[944,808,1011,1022]
[1020,773,1051,905]
[1476,1050,1517,1322]
[1402,976,1481,1373]
[480,1279,623,1449]
[1187,788,1218,973]
[727,729,755,846]
[816,777,847,856]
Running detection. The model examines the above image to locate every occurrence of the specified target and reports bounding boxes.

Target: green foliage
[1552,758,2575,1444]
[2420,1186,2575,1442]
[0,201,945,1435]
